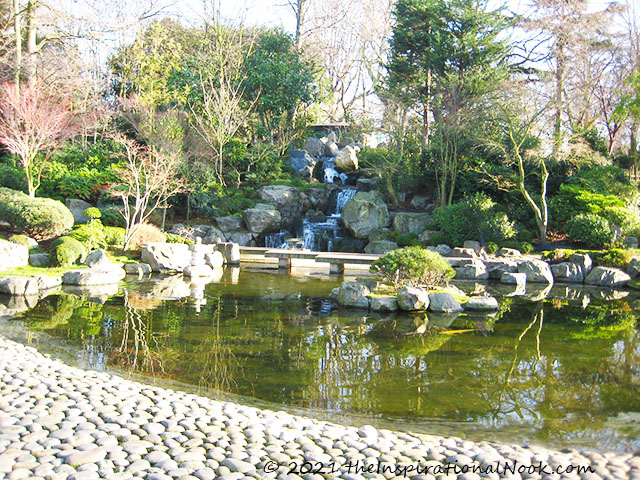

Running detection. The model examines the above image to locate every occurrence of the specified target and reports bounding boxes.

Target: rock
[624,236,639,249]
[0,239,29,271]
[568,253,593,277]
[84,249,111,268]
[303,137,325,157]
[305,188,332,211]
[124,263,152,277]
[29,253,50,267]
[147,276,190,300]
[368,228,393,242]
[10,235,38,248]
[342,191,390,239]
[454,260,489,280]
[242,204,281,234]
[585,266,631,287]
[336,282,370,309]
[355,177,380,192]
[228,231,253,246]
[397,286,429,311]
[450,247,476,258]
[65,198,93,224]
[486,259,518,279]
[34,274,61,291]
[428,293,464,313]
[204,251,224,268]
[501,272,527,287]
[218,243,240,264]
[463,240,482,253]
[62,267,126,286]
[627,258,640,278]
[369,296,398,312]
[66,448,107,466]
[392,212,433,235]
[289,150,316,179]
[324,141,340,157]
[141,243,191,272]
[258,185,309,232]
[0,276,39,296]
[465,295,499,311]
[518,259,554,284]
[364,240,398,255]
[551,262,584,283]
[335,145,359,172]
[497,247,521,257]
[333,237,368,253]
[434,244,452,256]
[216,216,244,233]
[202,226,226,244]
[410,195,430,210]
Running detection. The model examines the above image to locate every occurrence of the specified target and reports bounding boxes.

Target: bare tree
[0,80,78,196]
[109,134,185,250]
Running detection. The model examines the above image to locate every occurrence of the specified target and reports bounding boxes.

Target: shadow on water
[1,268,640,453]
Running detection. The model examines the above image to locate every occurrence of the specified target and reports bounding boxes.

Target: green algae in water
[6,269,640,453]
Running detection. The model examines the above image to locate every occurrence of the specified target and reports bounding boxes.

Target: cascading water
[264,231,289,249]
[302,187,357,251]
[323,158,348,184]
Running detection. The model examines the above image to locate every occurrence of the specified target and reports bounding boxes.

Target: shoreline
[0,334,637,479]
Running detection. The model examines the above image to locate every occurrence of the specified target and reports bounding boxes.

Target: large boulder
[518,259,554,284]
[0,276,39,296]
[205,251,224,268]
[29,253,50,267]
[336,282,370,309]
[305,188,332,212]
[364,240,398,255]
[242,204,281,234]
[124,263,152,278]
[369,296,398,312]
[428,293,464,313]
[397,286,430,311]
[324,142,340,157]
[465,295,499,311]
[202,226,226,244]
[84,250,112,269]
[34,275,61,291]
[392,212,432,235]
[216,216,244,233]
[303,137,325,157]
[410,195,430,210]
[217,243,240,264]
[342,191,390,239]
[289,150,316,179]
[335,146,359,172]
[568,253,593,277]
[65,198,93,224]
[454,260,489,280]
[501,271,527,287]
[0,240,29,271]
[551,262,584,283]
[627,258,640,279]
[228,231,253,246]
[258,185,309,232]
[585,266,631,288]
[141,243,191,272]
[62,267,126,286]
[486,259,518,279]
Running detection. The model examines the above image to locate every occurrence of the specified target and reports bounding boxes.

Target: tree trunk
[25,0,37,83]
[13,0,22,89]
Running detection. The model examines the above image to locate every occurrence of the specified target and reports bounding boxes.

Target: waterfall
[265,231,289,249]
[302,188,357,251]
[323,158,348,184]
[334,188,357,214]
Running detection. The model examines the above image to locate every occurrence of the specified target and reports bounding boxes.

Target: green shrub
[99,207,125,228]
[104,226,126,248]
[588,248,634,269]
[520,242,533,254]
[9,234,33,248]
[549,184,625,224]
[370,246,455,289]
[518,229,535,243]
[0,163,27,192]
[166,233,195,245]
[0,187,74,240]
[541,249,573,262]
[68,221,107,251]
[485,241,498,254]
[433,192,517,245]
[566,213,613,248]
[50,236,87,266]
[83,207,102,220]
[603,206,640,235]
[420,232,451,247]
[391,231,419,247]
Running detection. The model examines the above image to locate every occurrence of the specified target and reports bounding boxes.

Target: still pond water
[4,267,640,453]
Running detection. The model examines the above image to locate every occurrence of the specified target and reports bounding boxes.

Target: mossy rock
[50,236,87,267]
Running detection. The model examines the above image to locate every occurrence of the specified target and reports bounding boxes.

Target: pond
[2,267,640,453]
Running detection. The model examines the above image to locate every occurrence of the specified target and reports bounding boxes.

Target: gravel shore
[0,335,638,480]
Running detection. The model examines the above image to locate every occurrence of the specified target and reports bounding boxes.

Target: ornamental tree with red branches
[0,81,80,197]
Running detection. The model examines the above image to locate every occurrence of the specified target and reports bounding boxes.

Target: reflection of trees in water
[110,289,167,376]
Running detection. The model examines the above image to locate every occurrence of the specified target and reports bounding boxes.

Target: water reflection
[6,269,640,452]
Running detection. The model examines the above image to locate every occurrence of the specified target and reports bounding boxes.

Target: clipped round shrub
[0,187,74,240]
[518,229,535,243]
[370,246,455,289]
[129,223,167,249]
[68,221,107,250]
[104,226,126,248]
[50,236,87,267]
[484,241,498,254]
[83,207,102,220]
[566,213,613,248]
[519,242,534,254]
